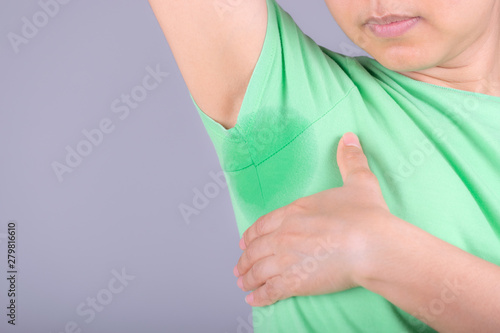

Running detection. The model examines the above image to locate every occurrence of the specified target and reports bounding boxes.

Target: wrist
[351,212,414,290]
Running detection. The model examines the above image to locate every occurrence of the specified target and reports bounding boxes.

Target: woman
[147,0,500,331]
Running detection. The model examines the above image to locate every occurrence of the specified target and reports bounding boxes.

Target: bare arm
[235,137,500,332]
[147,0,268,129]
[359,214,500,333]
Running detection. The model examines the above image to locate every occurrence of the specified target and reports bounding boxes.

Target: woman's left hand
[234,132,397,307]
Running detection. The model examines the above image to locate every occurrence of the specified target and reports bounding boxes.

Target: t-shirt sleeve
[189,0,356,172]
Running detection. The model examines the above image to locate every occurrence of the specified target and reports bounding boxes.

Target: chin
[370,46,433,72]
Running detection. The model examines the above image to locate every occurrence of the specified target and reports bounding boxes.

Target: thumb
[336,132,373,186]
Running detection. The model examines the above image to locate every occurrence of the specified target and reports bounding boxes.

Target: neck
[397,18,500,98]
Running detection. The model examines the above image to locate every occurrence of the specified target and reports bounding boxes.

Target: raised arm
[147,0,268,130]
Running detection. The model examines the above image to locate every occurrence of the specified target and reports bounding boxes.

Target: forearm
[357,215,500,333]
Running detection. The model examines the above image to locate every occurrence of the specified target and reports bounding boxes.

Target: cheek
[326,0,363,30]
[328,12,365,47]
[421,0,487,38]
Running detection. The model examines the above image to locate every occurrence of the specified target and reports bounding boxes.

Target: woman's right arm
[147,0,268,130]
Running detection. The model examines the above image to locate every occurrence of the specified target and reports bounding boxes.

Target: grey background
[0,1,369,332]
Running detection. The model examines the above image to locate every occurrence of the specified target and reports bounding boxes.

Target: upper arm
[147,0,268,129]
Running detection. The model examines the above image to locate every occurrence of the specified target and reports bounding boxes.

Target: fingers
[236,233,276,277]
[237,255,283,292]
[245,275,291,307]
[337,132,376,186]
[240,204,286,250]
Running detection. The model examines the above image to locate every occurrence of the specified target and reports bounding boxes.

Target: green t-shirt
[189,0,500,331]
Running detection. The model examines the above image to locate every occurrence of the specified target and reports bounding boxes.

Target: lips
[364,15,421,38]
[365,15,417,25]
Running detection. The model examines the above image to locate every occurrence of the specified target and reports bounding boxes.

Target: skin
[234,133,500,332]
[233,3,500,332]
[324,0,500,96]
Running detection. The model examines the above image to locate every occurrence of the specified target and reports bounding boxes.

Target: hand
[233,132,395,307]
